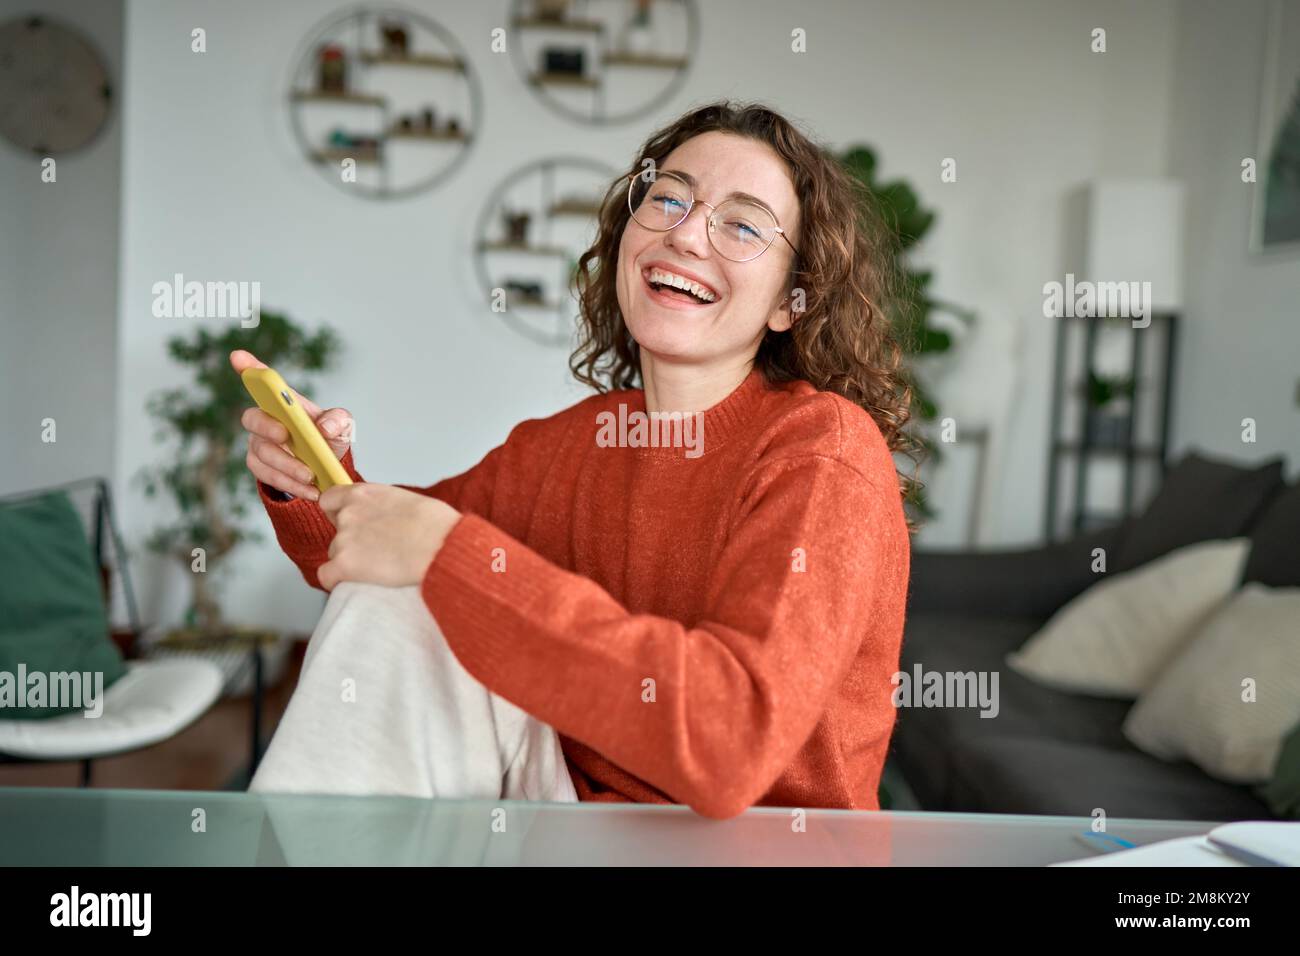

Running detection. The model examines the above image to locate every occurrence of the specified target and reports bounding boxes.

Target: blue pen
[1074,831,1138,854]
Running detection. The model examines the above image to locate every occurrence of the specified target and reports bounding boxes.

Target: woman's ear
[766,289,796,333]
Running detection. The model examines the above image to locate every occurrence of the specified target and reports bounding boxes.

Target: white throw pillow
[1122,583,1300,784]
[1006,538,1250,698]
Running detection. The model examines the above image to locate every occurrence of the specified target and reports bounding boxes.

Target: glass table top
[0,786,1222,866]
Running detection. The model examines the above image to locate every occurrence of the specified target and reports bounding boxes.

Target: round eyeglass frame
[625,171,798,263]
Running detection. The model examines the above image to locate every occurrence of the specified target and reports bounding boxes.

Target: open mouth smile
[641,265,721,309]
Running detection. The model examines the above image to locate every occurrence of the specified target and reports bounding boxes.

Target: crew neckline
[620,365,773,459]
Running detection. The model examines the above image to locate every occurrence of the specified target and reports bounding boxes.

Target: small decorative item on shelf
[380,20,409,56]
[1085,372,1135,446]
[618,0,655,54]
[503,209,531,245]
[421,107,436,131]
[327,128,379,151]
[317,43,347,93]
[553,192,602,216]
[534,0,570,23]
[543,47,584,77]
[398,114,414,132]
[504,278,545,305]
[445,116,461,136]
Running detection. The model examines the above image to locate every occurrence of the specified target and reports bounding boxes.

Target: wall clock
[0,16,112,154]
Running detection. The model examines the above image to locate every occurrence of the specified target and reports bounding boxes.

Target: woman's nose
[666,203,713,255]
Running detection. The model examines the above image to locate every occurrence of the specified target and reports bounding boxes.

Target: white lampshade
[1076,179,1186,313]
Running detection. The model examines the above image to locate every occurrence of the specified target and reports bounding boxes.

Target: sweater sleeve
[421,452,906,820]
[256,447,366,591]
[258,438,511,592]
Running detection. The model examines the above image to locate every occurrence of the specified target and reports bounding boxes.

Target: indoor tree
[136,312,341,638]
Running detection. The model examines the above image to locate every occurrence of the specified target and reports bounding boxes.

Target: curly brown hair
[569,100,924,526]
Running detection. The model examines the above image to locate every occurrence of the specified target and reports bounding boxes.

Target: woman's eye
[651,194,685,210]
[725,219,761,241]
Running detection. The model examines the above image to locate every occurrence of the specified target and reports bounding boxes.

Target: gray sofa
[894,450,1299,821]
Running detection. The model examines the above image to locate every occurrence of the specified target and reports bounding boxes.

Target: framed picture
[1252,0,1300,253]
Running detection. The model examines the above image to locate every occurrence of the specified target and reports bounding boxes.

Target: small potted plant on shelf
[1085,371,1135,447]
[134,312,341,695]
[503,208,532,245]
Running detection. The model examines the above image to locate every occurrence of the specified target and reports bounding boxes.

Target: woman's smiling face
[616,131,801,370]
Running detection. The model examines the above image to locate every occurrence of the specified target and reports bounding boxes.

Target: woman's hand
[230,349,354,501]
[316,483,461,591]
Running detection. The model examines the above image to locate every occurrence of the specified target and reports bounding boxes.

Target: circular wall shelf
[508,0,697,126]
[287,4,479,199]
[473,157,616,347]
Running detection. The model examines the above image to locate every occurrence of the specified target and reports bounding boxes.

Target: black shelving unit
[1044,312,1178,541]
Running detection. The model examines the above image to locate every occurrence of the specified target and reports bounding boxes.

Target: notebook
[1054,821,1299,867]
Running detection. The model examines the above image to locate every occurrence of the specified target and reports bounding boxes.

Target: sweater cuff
[256,447,364,555]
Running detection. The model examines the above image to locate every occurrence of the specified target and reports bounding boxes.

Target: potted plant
[836,145,976,519]
[1084,370,1135,447]
[134,312,341,693]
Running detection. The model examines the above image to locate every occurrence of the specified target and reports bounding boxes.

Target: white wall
[110,0,1184,633]
[1165,0,1300,475]
[0,0,123,497]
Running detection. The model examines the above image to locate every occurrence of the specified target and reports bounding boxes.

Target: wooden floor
[0,644,305,791]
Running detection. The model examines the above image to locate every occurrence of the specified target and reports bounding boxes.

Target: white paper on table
[1052,835,1245,867]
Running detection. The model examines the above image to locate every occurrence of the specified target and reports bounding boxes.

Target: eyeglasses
[626,170,798,263]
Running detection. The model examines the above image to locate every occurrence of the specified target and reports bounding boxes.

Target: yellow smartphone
[240,366,353,492]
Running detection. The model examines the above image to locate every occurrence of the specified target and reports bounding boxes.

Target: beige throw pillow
[1006,538,1250,698]
[1122,583,1300,784]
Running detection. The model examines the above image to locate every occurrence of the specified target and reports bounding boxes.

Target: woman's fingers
[247,437,320,500]
[251,434,316,485]
[315,407,354,459]
[240,406,288,445]
[229,349,267,374]
[229,349,322,418]
[293,389,323,420]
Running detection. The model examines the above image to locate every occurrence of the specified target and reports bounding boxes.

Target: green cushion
[1257,718,1300,820]
[0,490,127,719]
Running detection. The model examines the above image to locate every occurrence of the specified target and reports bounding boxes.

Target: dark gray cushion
[1241,482,1300,588]
[945,736,1277,821]
[893,612,1134,808]
[908,521,1133,621]
[1112,451,1285,572]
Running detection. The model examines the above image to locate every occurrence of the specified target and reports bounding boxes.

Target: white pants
[249,580,579,804]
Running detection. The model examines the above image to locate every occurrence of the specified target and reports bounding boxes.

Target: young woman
[232,101,918,820]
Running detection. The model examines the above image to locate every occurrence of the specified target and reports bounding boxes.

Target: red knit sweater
[258,367,911,819]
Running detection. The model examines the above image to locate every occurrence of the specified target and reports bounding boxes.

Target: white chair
[0,478,224,785]
[0,657,223,767]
